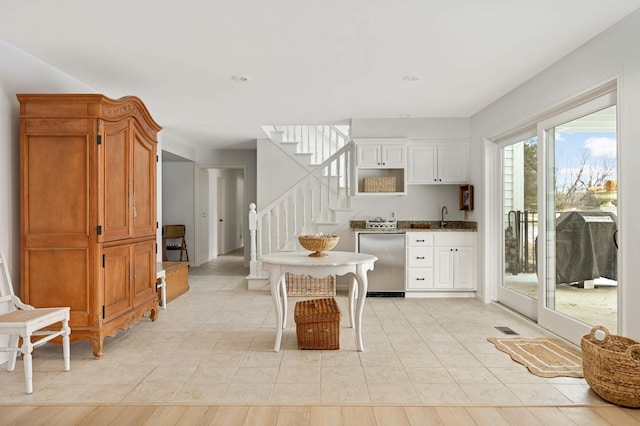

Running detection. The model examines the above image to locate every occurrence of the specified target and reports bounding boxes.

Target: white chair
[0,251,71,393]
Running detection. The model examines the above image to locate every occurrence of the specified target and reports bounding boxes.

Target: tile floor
[0,251,609,406]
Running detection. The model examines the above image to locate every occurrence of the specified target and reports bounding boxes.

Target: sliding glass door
[498,135,538,320]
[499,91,618,343]
[538,95,617,342]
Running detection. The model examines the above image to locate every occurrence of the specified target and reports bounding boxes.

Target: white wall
[256,138,309,207]
[351,117,471,140]
[471,10,640,340]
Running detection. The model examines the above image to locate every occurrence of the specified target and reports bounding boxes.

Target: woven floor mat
[488,336,584,378]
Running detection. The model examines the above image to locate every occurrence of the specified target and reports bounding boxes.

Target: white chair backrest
[0,251,17,309]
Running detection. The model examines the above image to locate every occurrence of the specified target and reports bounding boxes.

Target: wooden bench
[157,262,189,305]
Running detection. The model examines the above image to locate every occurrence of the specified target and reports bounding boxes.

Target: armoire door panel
[132,123,156,238]
[133,240,156,304]
[24,248,91,326]
[101,119,131,242]
[102,244,132,321]
[24,134,89,235]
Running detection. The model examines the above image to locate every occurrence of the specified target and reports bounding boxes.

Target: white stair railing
[248,143,353,279]
[274,125,350,165]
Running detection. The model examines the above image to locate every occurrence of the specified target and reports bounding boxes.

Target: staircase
[247,127,354,289]
[266,125,350,167]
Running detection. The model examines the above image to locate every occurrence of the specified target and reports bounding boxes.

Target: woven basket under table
[581,325,640,407]
[294,298,341,350]
[285,273,336,297]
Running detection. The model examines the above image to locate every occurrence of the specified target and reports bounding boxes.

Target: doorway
[213,168,245,256]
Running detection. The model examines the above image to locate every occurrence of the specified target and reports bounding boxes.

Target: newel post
[249,203,258,277]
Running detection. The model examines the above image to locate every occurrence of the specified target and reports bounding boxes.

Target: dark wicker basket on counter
[581,325,640,407]
[294,298,341,350]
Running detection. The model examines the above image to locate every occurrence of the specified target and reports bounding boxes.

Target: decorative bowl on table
[298,235,339,257]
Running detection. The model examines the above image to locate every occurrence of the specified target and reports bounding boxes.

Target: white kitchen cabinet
[405,233,434,290]
[433,233,476,290]
[407,143,469,184]
[354,138,407,195]
[356,140,406,168]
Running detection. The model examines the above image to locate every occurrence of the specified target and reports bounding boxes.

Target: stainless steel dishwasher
[357,233,405,296]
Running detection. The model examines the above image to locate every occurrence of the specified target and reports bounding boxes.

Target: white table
[261,250,377,352]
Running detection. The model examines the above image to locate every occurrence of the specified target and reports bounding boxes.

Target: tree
[523,138,537,210]
[556,150,615,210]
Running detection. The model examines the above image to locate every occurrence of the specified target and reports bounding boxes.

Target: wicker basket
[581,325,640,407]
[363,176,395,192]
[285,273,336,297]
[294,298,341,350]
[298,235,339,257]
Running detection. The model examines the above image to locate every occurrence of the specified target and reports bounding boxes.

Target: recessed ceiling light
[231,75,250,82]
[399,114,411,118]
[402,75,420,81]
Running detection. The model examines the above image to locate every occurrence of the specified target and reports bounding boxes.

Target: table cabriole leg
[271,269,284,352]
[281,274,288,328]
[348,274,356,328]
[354,265,369,352]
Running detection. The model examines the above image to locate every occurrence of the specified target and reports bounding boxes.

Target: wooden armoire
[18,94,162,359]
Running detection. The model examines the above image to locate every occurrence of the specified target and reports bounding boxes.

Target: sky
[554,131,617,191]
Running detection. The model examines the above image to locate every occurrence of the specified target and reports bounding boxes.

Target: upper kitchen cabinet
[354,138,407,195]
[355,139,406,168]
[407,142,469,184]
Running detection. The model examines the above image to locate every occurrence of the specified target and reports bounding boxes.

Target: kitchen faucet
[441,206,448,228]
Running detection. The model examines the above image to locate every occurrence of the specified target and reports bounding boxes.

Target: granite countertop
[350,220,478,232]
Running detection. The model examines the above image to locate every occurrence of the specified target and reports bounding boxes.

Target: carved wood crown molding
[102,99,160,140]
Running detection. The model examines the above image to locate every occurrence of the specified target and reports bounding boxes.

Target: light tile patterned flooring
[0,251,611,406]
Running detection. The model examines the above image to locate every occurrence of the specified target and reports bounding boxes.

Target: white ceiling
[1,1,639,150]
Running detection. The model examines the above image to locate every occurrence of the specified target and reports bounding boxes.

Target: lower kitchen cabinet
[433,233,477,290]
[406,233,434,290]
[405,231,476,292]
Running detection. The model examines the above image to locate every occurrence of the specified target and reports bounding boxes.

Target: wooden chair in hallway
[163,225,189,262]
[0,251,71,393]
